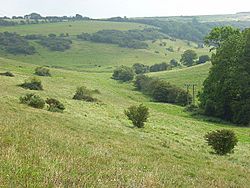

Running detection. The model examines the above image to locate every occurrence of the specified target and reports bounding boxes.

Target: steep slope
[0,57,249,187]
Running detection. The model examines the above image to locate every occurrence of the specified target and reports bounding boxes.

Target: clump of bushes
[169,59,180,68]
[149,62,171,72]
[73,86,99,102]
[0,32,36,55]
[20,93,45,109]
[46,98,65,112]
[205,129,238,155]
[112,66,135,82]
[35,67,51,76]
[125,104,149,128]
[20,77,43,90]
[0,71,15,77]
[134,75,191,106]
[131,62,173,74]
[132,63,149,74]
[38,34,72,51]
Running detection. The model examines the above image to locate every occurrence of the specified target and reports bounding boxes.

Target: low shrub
[132,63,149,74]
[198,55,210,64]
[112,66,135,82]
[125,104,149,128]
[169,59,180,68]
[149,62,171,72]
[20,93,45,109]
[20,77,43,90]
[46,98,65,112]
[73,86,98,102]
[205,129,238,155]
[0,71,14,77]
[35,67,51,76]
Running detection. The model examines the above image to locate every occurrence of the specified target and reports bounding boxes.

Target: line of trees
[134,75,192,106]
[77,28,167,49]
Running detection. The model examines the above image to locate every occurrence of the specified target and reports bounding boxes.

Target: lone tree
[205,129,238,155]
[180,50,197,67]
[125,104,149,128]
[199,27,250,125]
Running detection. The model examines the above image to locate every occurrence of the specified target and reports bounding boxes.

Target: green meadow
[0,20,249,187]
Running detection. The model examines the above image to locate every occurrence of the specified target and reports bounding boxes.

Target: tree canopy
[199,27,250,125]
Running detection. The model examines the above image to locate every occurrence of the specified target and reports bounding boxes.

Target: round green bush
[112,66,135,82]
[20,93,45,109]
[35,67,51,76]
[124,104,149,128]
[205,129,238,155]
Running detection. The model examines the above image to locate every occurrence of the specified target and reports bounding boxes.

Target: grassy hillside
[0,57,250,187]
[0,20,210,72]
[149,63,212,90]
[0,20,148,35]
[0,20,249,187]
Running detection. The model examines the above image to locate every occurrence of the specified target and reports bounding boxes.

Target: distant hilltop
[236,12,250,14]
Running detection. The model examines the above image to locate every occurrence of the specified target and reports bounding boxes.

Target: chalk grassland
[149,63,212,90]
[0,21,209,72]
[0,57,249,187]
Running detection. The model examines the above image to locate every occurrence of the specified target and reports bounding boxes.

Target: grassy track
[0,57,249,187]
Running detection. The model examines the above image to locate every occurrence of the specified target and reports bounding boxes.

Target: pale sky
[0,0,249,18]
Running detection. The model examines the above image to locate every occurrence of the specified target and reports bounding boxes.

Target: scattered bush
[73,86,98,102]
[205,129,238,155]
[149,62,171,72]
[20,77,43,90]
[198,55,210,64]
[132,63,149,74]
[46,98,65,112]
[112,66,135,82]
[166,46,174,52]
[170,59,180,68]
[20,93,45,109]
[0,71,14,77]
[35,67,51,76]
[125,104,149,128]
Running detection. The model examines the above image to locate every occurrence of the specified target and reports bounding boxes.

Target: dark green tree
[199,27,250,125]
[180,50,198,67]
